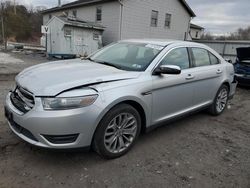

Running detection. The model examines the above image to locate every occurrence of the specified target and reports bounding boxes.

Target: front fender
[98,95,151,127]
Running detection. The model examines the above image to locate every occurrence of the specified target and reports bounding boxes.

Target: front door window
[160,48,190,70]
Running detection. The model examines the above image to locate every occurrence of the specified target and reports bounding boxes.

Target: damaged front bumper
[4,92,103,149]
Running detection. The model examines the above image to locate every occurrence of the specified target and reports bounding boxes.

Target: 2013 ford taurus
[4,40,237,159]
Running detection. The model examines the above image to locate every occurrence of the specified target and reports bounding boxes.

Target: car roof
[120,39,205,47]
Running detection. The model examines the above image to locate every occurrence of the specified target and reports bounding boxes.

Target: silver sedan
[4,39,237,159]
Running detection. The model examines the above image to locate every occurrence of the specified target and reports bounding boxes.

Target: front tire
[93,104,141,159]
[208,85,229,116]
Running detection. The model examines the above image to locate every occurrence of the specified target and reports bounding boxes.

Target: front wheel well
[121,100,147,134]
[222,82,230,91]
[91,100,147,151]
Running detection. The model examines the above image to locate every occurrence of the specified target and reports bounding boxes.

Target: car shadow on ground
[237,85,250,90]
[6,111,206,164]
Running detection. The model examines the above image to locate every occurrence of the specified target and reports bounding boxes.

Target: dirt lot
[0,82,250,188]
[0,54,250,188]
[0,51,49,81]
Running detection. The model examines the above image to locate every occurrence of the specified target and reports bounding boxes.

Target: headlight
[42,95,98,110]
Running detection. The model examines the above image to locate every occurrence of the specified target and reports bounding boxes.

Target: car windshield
[89,42,164,71]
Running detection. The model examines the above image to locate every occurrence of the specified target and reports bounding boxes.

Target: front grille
[10,86,35,113]
[9,120,38,142]
[43,134,79,144]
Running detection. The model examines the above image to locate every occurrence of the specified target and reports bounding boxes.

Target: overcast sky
[21,0,72,7]
[186,0,250,35]
[21,0,250,35]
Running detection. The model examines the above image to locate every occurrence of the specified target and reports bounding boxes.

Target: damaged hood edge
[15,60,141,96]
[52,78,134,97]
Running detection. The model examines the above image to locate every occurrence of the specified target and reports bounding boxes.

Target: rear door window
[192,48,210,67]
[209,52,220,65]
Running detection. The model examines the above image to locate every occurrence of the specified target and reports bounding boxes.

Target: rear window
[209,52,220,65]
[192,48,210,67]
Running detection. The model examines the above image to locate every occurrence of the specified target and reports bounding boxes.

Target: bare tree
[201,32,214,40]
[236,27,250,40]
[201,26,250,41]
[0,1,43,44]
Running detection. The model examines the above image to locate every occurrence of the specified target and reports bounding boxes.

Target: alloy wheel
[104,113,138,154]
[216,88,228,113]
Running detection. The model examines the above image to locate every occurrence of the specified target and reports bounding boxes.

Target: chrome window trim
[150,45,191,74]
[149,45,223,74]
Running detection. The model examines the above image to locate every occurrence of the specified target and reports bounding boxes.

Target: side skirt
[145,104,211,133]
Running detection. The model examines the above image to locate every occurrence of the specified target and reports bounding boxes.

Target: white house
[42,0,195,45]
[189,23,204,40]
[42,15,104,56]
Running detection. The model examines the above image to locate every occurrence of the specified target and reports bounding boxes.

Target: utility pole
[14,0,16,14]
[58,0,61,7]
[1,3,6,50]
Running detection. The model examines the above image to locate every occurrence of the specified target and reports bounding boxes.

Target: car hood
[16,59,141,96]
[237,47,250,61]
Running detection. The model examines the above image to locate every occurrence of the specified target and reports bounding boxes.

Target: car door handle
[216,69,223,74]
[186,74,195,80]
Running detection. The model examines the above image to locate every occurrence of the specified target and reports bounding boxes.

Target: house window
[73,10,77,18]
[151,10,158,27]
[196,31,199,38]
[93,33,99,40]
[96,7,102,21]
[165,13,171,28]
[49,14,52,19]
[64,29,72,37]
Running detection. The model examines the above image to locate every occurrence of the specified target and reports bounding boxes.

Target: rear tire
[93,104,141,159]
[208,85,229,116]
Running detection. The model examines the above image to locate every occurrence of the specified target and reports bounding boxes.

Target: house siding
[43,1,120,45]
[43,0,192,45]
[121,0,191,40]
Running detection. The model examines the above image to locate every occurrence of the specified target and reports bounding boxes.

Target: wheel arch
[222,81,230,91]
[91,97,149,147]
[121,100,147,133]
[212,80,230,100]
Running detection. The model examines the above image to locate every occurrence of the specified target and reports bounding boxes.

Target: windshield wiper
[85,57,122,70]
[85,57,95,62]
[96,61,122,70]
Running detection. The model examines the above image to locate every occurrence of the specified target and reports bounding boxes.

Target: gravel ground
[0,78,250,187]
[0,51,49,80]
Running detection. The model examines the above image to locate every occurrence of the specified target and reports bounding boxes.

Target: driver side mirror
[153,65,181,75]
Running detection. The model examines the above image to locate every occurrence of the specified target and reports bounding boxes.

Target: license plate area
[4,107,22,133]
[4,106,13,123]
[4,106,38,141]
